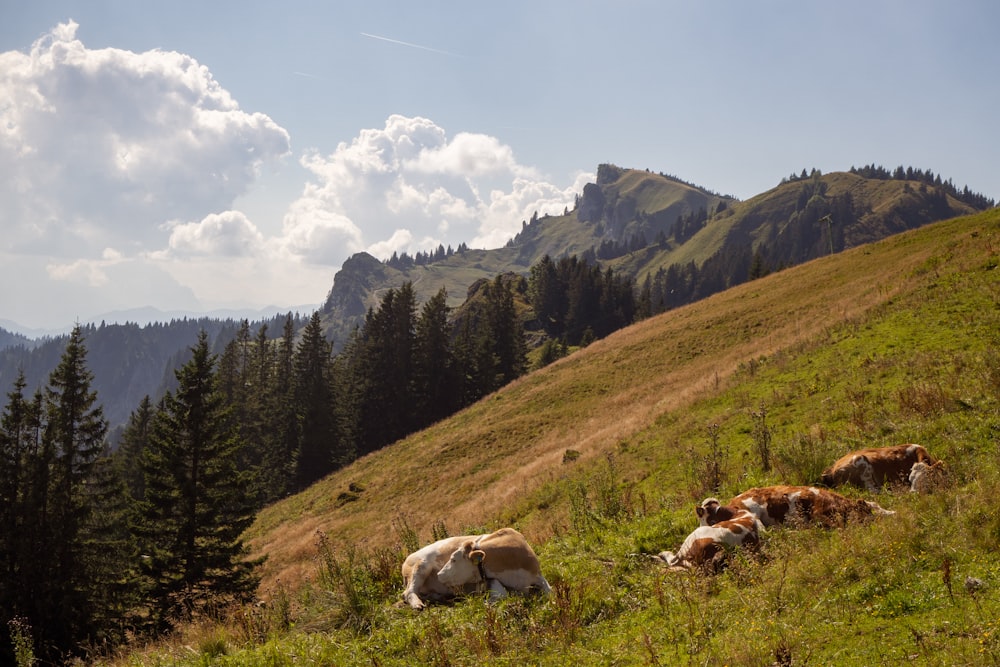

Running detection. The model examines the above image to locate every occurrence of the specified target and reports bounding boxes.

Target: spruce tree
[412,288,457,425]
[483,275,528,387]
[265,314,299,499]
[38,325,110,656]
[292,312,342,488]
[114,395,153,503]
[136,331,260,633]
[0,373,42,659]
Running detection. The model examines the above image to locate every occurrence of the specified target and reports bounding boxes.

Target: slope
[247,206,1000,595]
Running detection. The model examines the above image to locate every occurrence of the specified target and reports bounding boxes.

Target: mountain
[0,325,40,351]
[224,207,1000,665]
[319,164,988,350]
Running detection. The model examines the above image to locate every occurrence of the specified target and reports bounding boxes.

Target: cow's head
[909,460,948,493]
[697,498,723,525]
[698,498,744,526]
[437,541,486,589]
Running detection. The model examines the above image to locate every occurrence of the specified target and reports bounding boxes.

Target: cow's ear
[471,549,486,564]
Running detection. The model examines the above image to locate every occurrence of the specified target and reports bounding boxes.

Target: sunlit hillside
[111,208,1000,665]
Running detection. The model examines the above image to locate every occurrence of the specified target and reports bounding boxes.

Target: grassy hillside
[107,208,1000,665]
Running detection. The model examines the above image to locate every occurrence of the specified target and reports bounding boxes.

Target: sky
[2,1,998,333]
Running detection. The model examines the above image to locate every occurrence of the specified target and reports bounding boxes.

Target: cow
[821,443,939,492]
[657,507,761,572]
[699,485,894,529]
[401,528,550,610]
[908,460,948,493]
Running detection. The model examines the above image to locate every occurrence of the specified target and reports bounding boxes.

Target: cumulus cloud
[0,20,290,257]
[282,114,587,263]
[0,23,587,329]
[159,211,265,258]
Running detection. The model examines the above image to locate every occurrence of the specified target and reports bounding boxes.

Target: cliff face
[322,252,387,318]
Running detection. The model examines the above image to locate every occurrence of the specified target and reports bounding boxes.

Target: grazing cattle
[657,507,760,572]
[821,444,938,492]
[699,485,894,529]
[908,460,948,493]
[402,528,550,610]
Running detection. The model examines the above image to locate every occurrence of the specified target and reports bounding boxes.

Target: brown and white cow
[657,507,761,572]
[908,460,948,493]
[402,528,550,610]
[821,443,939,492]
[699,485,894,529]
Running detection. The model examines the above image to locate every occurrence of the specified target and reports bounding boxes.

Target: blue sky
[2,1,997,331]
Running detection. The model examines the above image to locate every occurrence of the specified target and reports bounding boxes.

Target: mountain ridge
[319,164,987,350]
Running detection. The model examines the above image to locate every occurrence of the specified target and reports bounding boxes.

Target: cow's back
[822,444,934,489]
[730,485,800,526]
[476,528,543,578]
[726,486,882,527]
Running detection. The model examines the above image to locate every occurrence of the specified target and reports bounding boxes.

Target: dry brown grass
[246,211,999,596]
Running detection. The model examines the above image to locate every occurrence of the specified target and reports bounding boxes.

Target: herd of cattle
[399,443,946,608]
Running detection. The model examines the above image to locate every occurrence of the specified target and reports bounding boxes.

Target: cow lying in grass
[908,460,949,493]
[401,527,551,610]
[657,484,894,573]
[821,443,943,492]
[699,485,895,529]
[657,506,761,572]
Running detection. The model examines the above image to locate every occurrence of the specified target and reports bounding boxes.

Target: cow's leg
[486,579,508,603]
[403,561,430,610]
[403,584,425,610]
[656,550,680,567]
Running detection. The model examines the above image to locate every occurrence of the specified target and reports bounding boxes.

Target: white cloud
[0,21,293,327]
[282,114,587,264]
[160,211,265,258]
[0,20,290,257]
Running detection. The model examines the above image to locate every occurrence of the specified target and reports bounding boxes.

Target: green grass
[103,208,1000,665]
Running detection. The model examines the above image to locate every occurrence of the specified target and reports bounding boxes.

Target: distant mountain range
[1,163,993,432]
[318,163,989,349]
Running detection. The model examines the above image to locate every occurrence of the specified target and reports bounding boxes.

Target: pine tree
[0,373,42,657]
[38,325,110,655]
[528,254,565,337]
[265,314,299,499]
[293,313,336,487]
[215,320,268,505]
[412,288,457,425]
[481,275,528,390]
[346,285,417,456]
[136,331,260,633]
[114,395,154,503]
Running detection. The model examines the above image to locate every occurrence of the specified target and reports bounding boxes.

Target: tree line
[783,165,995,210]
